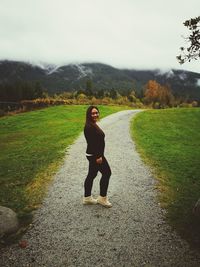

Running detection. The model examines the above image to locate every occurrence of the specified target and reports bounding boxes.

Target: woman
[83,105,112,208]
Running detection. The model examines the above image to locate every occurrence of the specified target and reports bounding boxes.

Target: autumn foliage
[144,80,174,108]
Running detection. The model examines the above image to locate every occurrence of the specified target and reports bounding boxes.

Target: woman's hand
[96,157,103,164]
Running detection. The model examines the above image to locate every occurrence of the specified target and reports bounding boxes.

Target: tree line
[0,81,44,102]
[0,79,199,112]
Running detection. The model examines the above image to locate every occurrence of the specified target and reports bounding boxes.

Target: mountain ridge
[0,60,200,100]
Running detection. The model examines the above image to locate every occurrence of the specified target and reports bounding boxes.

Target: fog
[0,0,199,72]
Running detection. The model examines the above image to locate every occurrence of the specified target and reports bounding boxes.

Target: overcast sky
[0,0,200,72]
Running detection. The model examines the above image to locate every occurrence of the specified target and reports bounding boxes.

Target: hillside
[0,60,200,100]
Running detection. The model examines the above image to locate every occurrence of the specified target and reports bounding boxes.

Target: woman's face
[91,108,99,123]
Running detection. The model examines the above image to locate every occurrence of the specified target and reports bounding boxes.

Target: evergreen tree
[96,89,104,98]
[110,89,118,99]
[85,79,93,96]
[34,81,43,98]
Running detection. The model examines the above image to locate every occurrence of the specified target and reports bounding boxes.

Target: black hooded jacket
[84,123,105,158]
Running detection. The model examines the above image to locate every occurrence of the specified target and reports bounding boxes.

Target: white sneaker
[83,196,97,205]
[97,196,112,208]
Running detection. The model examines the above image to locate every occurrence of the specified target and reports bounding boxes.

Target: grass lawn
[0,105,129,221]
[131,108,200,247]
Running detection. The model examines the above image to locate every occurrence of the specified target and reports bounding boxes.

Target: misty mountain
[0,60,200,100]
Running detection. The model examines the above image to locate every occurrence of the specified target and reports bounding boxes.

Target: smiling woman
[0,105,127,225]
[83,105,112,208]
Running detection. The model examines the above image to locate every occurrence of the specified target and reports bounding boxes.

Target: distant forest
[0,78,198,114]
[0,81,43,102]
[0,61,199,114]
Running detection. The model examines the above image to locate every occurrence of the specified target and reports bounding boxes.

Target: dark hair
[85,105,100,125]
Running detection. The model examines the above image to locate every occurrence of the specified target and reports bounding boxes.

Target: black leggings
[84,156,111,197]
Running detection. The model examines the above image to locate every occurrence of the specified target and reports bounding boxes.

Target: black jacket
[84,123,105,158]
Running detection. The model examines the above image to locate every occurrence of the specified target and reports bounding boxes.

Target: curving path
[1,110,200,267]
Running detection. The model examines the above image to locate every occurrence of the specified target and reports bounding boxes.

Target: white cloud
[0,0,200,72]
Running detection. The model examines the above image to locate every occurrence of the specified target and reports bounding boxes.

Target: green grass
[0,105,129,219]
[131,108,200,247]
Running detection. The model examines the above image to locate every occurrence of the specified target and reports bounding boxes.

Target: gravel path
[1,110,200,267]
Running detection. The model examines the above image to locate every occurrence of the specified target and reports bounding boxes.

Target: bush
[179,103,191,108]
[20,98,75,110]
[191,101,198,107]
[90,97,99,105]
[0,109,5,117]
[153,102,161,109]
[102,97,112,105]
[135,101,144,109]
